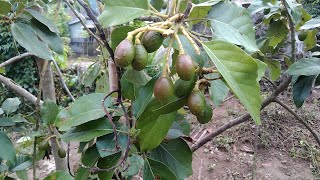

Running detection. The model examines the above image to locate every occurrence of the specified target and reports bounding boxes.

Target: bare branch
[136,16,162,22]
[183,0,193,19]
[191,77,292,151]
[0,74,43,106]
[52,60,76,102]
[275,99,320,146]
[263,77,277,89]
[0,52,34,68]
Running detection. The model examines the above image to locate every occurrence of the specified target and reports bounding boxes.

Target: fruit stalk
[174,32,185,55]
[162,37,174,77]
[127,26,167,40]
[180,26,201,55]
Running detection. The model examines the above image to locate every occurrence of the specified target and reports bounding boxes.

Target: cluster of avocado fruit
[114,31,213,124]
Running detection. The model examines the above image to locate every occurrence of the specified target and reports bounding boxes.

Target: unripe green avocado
[188,90,206,116]
[38,139,49,150]
[174,75,197,98]
[114,39,135,67]
[131,44,148,71]
[196,102,213,124]
[176,54,197,81]
[58,148,66,158]
[263,8,270,15]
[298,31,308,41]
[153,77,174,103]
[141,31,164,53]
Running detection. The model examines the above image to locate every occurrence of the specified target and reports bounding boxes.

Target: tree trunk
[108,58,118,92]
[36,59,68,171]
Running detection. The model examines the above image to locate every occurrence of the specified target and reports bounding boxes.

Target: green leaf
[292,75,316,108]
[83,62,101,87]
[143,158,178,180]
[122,69,151,85]
[0,108,3,115]
[150,139,192,179]
[150,0,164,11]
[98,0,149,28]
[265,20,289,51]
[122,154,144,177]
[187,0,221,25]
[15,170,28,180]
[11,155,32,172]
[287,58,320,76]
[97,152,121,180]
[264,59,281,80]
[210,79,229,107]
[111,26,136,50]
[247,0,280,15]
[2,97,21,115]
[0,1,11,15]
[133,73,159,118]
[61,118,114,142]
[208,1,259,53]
[304,29,318,51]
[11,23,53,60]
[40,100,59,126]
[30,19,64,54]
[0,132,16,165]
[44,171,73,180]
[26,9,59,33]
[137,110,176,151]
[0,118,15,127]
[96,126,128,157]
[300,17,320,30]
[75,145,100,180]
[202,40,261,124]
[56,93,112,131]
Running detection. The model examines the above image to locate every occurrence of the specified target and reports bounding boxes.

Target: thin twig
[0,52,34,68]
[102,90,120,150]
[63,0,104,46]
[263,77,277,89]
[52,60,75,102]
[275,99,320,147]
[67,143,74,177]
[183,0,193,19]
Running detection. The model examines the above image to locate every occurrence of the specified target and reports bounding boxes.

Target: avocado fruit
[141,31,164,53]
[176,54,197,81]
[153,77,174,103]
[131,44,148,71]
[188,90,206,116]
[114,39,135,67]
[174,75,197,98]
[196,102,213,124]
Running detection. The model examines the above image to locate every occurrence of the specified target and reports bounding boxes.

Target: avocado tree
[0,0,320,179]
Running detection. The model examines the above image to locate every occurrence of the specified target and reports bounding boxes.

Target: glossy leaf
[98,0,149,28]
[61,118,114,142]
[83,62,101,87]
[208,1,259,53]
[150,0,164,11]
[143,158,178,180]
[26,9,59,33]
[75,145,100,180]
[95,73,109,94]
[300,16,320,30]
[97,152,121,180]
[2,97,20,115]
[210,78,229,107]
[133,73,159,118]
[0,108,3,115]
[122,154,144,177]
[122,69,151,85]
[187,0,221,25]
[150,138,192,179]
[11,155,32,172]
[304,29,318,50]
[137,109,176,151]
[11,23,53,60]
[247,0,280,15]
[0,1,11,15]
[203,40,261,124]
[0,132,16,165]
[30,19,63,54]
[110,26,136,50]
[56,93,112,131]
[0,118,15,127]
[292,75,316,108]
[264,59,281,80]
[15,170,28,180]
[287,58,320,76]
[40,100,59,126]
[44,171,73,180]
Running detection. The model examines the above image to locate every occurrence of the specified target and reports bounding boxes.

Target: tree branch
[183,0,193,19]
[52,60,75,102]
[0,52,34,68]
[275,99,320,146]
[0,74,43,106]
[191,77,292,152]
